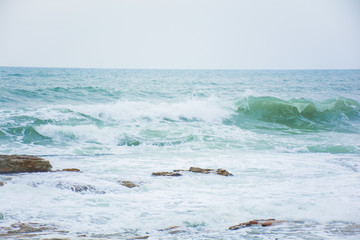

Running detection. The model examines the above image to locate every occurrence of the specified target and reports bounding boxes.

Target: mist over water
[1,67,360,239]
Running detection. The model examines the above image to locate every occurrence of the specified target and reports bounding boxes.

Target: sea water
[0,67,359,239]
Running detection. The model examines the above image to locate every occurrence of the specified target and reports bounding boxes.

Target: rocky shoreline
[2,154,358,239]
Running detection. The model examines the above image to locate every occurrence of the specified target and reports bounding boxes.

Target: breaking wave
[227,96,360,132]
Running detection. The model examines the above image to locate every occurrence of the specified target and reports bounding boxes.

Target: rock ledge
[0,155,52,173]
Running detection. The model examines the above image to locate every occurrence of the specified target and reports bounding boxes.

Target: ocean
[0,67,360,239]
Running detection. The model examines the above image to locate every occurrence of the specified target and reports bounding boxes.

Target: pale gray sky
[0,0,359,69]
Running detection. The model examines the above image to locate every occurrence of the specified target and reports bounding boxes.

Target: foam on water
[1,68,360,239]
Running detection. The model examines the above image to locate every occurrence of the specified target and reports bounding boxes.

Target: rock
[152,172,182,177]
[188,167,233,176]
[119,180,139,188]
[153,167,233,177]
[129,236,149,239]
[229,219,284,230]
[42,238,71,240]
[0,181,5,187]
[56,182,104,194]
[189,167,212,174]
[159,226,181,231]
[169,230,185,234]
[7,222,53,234]
[216,168,233,176]
[61,168,81,172]
[159,225,186,234]
[228,221,252,230]
[70,185,97,193]
[0,155,52,173]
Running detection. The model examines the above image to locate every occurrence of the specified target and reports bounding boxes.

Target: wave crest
[230,96,360,131]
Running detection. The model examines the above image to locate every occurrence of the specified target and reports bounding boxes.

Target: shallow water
[1,67,360,239]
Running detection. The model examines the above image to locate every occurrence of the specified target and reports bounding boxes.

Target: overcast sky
[0,0,359,69]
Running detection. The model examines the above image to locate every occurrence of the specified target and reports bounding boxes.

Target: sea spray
[1,67,360,239]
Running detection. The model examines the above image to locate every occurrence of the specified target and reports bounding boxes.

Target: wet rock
[159,226,181,231]
[229,219,285,230]
[6,222,54,234]
[189,167,212,174]
[0,181,5,187]
[188,167,233,176]
[169,230,186,234]
[153,167,233,177]
[159,225,186,234]
[0,155,52,173]
[129,236,149,239]
[216,168,233,176]
[61,168,81,172]
[152,172,182,177]
[56,182,105,194]
[119,180,139,188]
[42,238,71,240]
[70,185,95,192]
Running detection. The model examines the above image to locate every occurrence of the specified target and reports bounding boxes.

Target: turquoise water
[1,67,360,239]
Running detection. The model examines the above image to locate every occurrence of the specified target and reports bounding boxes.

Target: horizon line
[1,65,359,71]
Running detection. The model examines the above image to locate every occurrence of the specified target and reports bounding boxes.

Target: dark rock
[6,222,53,234]
[129,236,149,239]
[189,167,212,174]
[188,167,233,176]
[0,155,52,173]
[152,172,182,177]
[169,230,185,234]
[159,226,181,231]
[159,225,186,234]
[42,238,71,240]
[216,168,233,176]
[0,181,5,187]
[119,180,139,188]
[56,182,104,194]
[61,168,81,172]
[229,219,285,230]
[70,185,96,193]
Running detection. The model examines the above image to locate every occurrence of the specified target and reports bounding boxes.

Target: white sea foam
[70,96,231,123]
[1,68,360,239]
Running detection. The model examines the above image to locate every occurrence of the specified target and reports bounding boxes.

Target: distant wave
[1,86,120,106]
[226,96,360,132]
[1,96,359,152]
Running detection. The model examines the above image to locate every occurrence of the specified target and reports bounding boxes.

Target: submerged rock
[159,225,187,235]
[1,222,54,234]
[60,168,81,172]
[159,226,181,231]
[229,219,285,230]
[0,222,66,239]
[129,236,149,239]
[0,155,52,173]
[189,167,212,174]
[42,238,71,240]
[189,167,233,176]
[118,180,139,188]
[152,172,182,177]
[70,185,95,193]
[153,167,233,177]
[56,182,105,194]
[216,168,233,176]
